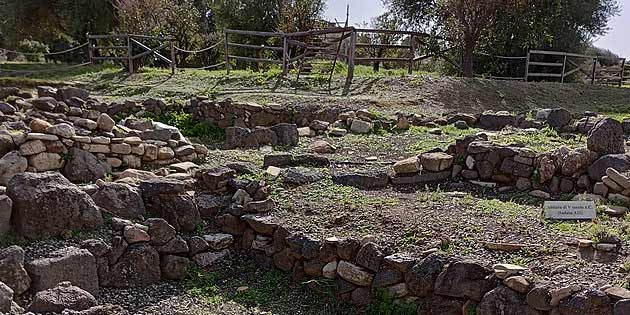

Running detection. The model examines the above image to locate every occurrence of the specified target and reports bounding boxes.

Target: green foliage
[0,233,20,248]
[16,40,49,62]
[386,0,621,76]
[233,269,286,305]
[151,110,225,142]
[185,267,222,305]
[366,289,416,315]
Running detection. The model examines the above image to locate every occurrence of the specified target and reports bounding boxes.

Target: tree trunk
[462,38,475,77]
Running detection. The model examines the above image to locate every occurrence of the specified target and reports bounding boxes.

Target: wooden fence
[524,50,627,86]
[88,34,175,74]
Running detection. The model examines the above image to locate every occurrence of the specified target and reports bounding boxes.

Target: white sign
[543,201,596,220]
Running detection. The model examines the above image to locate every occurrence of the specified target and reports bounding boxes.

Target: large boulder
[478,113,517,130]
[62,148,109,183]
[332,169,389,190]
[588,154,630,181]
[587,118,625,155]
[477,285,531,315]
[556,289,612,315]
[270,123,299,147]
[7,172,103,239]
[25,247,98,294]
[0,281,13,314]
[91,182,145,220]
[0,133,15,157]
[140,179,201,232]
[0,151,27,185]
[0,195,12,236]
[405,253,448,297]
[57,87,89,101]
[28,281,97,313]
[0,246,31,295]
[31,97,58,111]
[106,244,161,288]
[434,260,494,301]
[546,108,572,130]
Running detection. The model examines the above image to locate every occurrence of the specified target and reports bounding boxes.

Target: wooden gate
[87,34,175,74]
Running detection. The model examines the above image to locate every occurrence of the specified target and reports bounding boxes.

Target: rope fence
[174,39,224,54]
[0,43,89,56]
[0,62,93,74]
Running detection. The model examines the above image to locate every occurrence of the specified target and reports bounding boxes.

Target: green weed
[185,267,222,305]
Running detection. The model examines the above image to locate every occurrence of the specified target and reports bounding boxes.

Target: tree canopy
[385,0,621,76]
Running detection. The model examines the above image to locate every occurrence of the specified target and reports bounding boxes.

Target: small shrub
[17,40,49,62]
[185,267,221,305]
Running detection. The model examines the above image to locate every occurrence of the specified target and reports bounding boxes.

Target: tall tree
[386,0,620,77]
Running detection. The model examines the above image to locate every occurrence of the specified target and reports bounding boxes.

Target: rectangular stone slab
[543,201,596,220]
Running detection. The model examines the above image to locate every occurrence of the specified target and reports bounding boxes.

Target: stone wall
[1,160,629,314]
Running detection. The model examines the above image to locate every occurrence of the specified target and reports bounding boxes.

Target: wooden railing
[526,50,627,86]
[87,34,175,74]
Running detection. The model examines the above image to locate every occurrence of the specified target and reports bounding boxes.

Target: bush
[17,40,49,62]
[149,110,225,142]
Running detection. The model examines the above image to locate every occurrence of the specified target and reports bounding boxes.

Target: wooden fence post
[524,50,530,82]
[127,35,133,74]
[408,35,415,75]
[86,33,93,64]
[619,58,626,87]
[282,36,289,76]
[343,29,357,95]
[561,54,567,83]
[170,38,176,75]
[224,31,230,75]
[591,58,597,85]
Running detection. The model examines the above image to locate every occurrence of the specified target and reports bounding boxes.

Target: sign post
[543,201,596,220]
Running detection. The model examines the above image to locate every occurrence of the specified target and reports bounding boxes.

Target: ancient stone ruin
[1,85,630,314]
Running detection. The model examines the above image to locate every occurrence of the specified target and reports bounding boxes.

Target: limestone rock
[337,261,374,286]
[421,152,454,172]
[96,114,115,132]
[28,152,64,171]
[350,119,373,134]
[393,156,421,175]
[0,151,27,185]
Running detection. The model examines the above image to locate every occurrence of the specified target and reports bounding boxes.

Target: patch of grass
[399,227,429,248]
[0,233,20,248]
[408,125,480,153]
[491,127,584,153]
[185,267,222,305]
[366,289,417,315]
[273,179,399,211]
[142,110,225,142]
[233,269,288,306]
